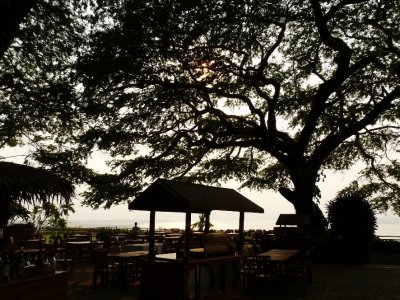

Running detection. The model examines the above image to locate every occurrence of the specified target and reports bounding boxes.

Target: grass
[370,252,400,265]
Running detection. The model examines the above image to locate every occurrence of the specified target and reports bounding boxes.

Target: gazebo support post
[185,212,191,259]
[237,212,245,255]
[204,212,210,233]
[149,210,156,258]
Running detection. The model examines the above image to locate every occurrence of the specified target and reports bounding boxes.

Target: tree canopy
[0,1,77,226]
[2,0,400,230]
[0,0,89,150]
[0,0,37,58]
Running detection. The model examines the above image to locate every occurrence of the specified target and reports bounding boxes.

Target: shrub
[326,193,377,263]
[371,239,400,255]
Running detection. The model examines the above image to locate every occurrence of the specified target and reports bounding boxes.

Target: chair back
[93,249,109,270]
[243,243,255,256]
[250,255,273,277]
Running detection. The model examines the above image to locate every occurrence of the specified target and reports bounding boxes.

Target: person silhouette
[132,222,140,238]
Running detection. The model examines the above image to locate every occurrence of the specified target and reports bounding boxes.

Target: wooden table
[107,251,148,287]
[258,249,301,262]
[66,241,92,262]
[165,234,182,238]
[17,239,45,249]
[21,248,46,254]
[257,249,301,275]
[136,234,148,240]
[164,236,181,241]
[67,241,91,246]
[0,271,68,300]
[107,250,148,260]
[71,234,94,241]
[126,243,163,253]
[142,253,243,299]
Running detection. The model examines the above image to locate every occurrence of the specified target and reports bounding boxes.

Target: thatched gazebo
[0,161,74,228]
[129,178,264,258]
[128,179,264,300]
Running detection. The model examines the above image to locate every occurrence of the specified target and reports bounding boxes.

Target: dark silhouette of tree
[0,1,89,149]
[327,192,377,263]
[0,1,82,225]
[0,0,37,58]
[3,1,400,233]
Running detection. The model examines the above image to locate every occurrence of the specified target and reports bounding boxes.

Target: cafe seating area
[4,222,399,300]
[0,217,317,300]
[0,180,311,299]
[0,225,187,293]
[65,249,400,300]
[0,208,316,300]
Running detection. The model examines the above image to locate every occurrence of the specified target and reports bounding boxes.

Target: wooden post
[237,212,245,255]
[149,210,156,258]
[204,212,210,233]
[185,212,191,260]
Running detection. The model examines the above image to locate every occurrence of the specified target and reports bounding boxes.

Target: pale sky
[66,164,400,236]
[2,146,399,236]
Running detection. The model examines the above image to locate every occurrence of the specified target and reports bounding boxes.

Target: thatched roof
[0,161,74,225]
[276,214,311,226]
[128,178,264,213]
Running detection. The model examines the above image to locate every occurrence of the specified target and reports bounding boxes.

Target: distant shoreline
[67,218,400,237]
[65,226,400,241]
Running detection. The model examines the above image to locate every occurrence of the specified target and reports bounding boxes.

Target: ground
[68,262,400,300]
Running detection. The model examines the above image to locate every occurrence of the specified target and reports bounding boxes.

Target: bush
[3,223,35,240]
[326,193,377,263]
[252,230,278,252]
[95,227,128,241]
[371,239,400,255]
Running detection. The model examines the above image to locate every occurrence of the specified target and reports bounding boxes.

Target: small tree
[30,202,74,244]
[326,192,377,263]
[191,213,213,232]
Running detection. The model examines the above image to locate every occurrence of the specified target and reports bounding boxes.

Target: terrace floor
[67,262,400,300]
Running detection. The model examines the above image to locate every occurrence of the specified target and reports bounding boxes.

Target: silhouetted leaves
[2,1,400,219]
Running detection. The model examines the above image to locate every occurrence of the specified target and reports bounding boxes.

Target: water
[67,218,262,230]
[67,218,399,238]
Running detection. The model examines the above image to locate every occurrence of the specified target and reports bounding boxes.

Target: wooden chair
[161,240,174,253]
[242,255,277,289]
[8,236,15,252]
[253,244,263,254]
[46,244,74,275]
[104,237,121,253]
[127,257,143,284]
[92,249,117,287]
[79,242,93,262]
[242,243,255,257]
[282,250,312,295]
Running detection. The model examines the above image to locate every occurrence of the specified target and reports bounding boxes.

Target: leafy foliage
[7,202,31,224]
[327,193,377,241]
[30,202,74,243]
[0,0,89,149]
[326,192,377,262]
[191,213,213,232]
[1,1,400,226]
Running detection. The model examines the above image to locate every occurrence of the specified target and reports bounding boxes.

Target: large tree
[0,1,79,226]
[0,0,37,57]
[0,0,89,150]
[3,0,400,231]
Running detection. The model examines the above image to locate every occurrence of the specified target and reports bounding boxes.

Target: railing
[377,236,400,241]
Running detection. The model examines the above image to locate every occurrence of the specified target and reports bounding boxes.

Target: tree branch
[325,0,368,21]
[312,86,400,166]
[298,0,354,154]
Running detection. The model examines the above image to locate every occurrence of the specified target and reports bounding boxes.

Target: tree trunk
[279,165,327,235]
